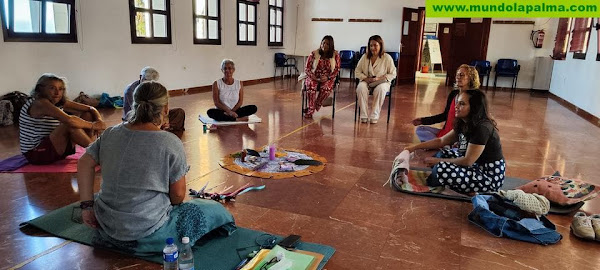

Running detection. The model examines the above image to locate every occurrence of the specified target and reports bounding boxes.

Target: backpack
[0,91,29,124]
[0,100,13,126]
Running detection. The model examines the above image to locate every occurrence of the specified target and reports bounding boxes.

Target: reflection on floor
[1,78,600,269]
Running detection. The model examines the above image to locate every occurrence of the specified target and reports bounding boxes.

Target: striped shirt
[19,99,61,153]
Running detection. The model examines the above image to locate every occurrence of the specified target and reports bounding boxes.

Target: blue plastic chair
[493,59,520,91]
[339,50,356,80]
[469,60,491,88]
[359,46,367,56]
[354,78,396,123]
[274,53,298,78]
[387,52,400,68]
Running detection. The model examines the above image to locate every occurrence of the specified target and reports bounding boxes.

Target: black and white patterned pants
[429,148,506,194]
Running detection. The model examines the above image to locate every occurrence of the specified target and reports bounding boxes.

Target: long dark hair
[366,35,385,58]
[453,90,497,136]
[318,35,335,58]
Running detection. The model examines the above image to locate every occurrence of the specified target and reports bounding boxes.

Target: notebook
[248,245,315,270]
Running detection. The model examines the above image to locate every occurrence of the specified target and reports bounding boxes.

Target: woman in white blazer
[354,35,397,124]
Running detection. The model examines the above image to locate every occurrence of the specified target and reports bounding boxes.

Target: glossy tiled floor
[1,78,600,270]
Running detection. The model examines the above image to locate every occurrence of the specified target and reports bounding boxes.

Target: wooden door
[437,23,452,72]
[446,18,491,86]
[397,7,425,84]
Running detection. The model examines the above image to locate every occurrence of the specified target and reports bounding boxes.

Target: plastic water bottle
[178,237,195,270]
[163,237,179,270]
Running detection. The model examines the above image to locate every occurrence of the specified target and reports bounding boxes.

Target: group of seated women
[16,35,504,254]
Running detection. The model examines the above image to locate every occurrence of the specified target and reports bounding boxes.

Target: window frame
[268,0,283,47]
[193,0,221,45]
[128,0,172,44]
[237,0,257,46]
[551,18,572,60]
[596,19,599,61]
[0,0,78,43]
[570,18,593,60]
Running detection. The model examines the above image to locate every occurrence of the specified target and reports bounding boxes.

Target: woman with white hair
[122,66,159,121]
[207,59,257,121]
[122,66,186,131]
[18,73,106,164]
[78,81,235,255]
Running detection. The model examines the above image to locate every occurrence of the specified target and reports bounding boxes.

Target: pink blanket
[0,146,98,173]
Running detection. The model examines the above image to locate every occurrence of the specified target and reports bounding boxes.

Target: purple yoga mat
[0,154,29,171]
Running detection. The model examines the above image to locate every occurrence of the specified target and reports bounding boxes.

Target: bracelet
[80,200,94,209]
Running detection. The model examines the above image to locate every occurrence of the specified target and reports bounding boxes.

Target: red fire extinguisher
[531,29,545,48]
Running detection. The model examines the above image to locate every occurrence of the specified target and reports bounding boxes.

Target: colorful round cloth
[219,148,327,179]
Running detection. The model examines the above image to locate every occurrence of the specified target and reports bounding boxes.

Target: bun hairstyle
[32,73,68,107]
[126,81,168,125]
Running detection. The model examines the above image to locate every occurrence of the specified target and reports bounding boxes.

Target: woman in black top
[412,64,480,142]
[405,90,505,194]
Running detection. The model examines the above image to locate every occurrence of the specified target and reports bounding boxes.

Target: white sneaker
[571,212,596,240]
[590,214,600,241]
[360,118,368,123]
[370,119,378,124]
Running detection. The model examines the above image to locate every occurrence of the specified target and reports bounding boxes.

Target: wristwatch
[80,200,94,209]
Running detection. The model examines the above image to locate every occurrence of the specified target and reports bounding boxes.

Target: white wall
[0,0,298,98]
[550,25,600,119]
[485,18,556,89]
[296,0,425,56]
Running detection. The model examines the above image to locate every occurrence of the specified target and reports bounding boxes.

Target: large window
[237,0,256,46]
[570,18,593,60]
[0,0,77,42]
[129,0,171,44]
[552,18,572,60]
[193,0,220,45]
[268,0,283,46]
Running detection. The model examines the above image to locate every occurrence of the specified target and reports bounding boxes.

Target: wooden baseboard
[549,93,600,127]
[168,76,296,97]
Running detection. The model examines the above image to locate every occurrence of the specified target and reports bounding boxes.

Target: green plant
[421,39,431,68]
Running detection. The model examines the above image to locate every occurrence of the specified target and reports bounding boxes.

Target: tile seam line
[8,240,73,270]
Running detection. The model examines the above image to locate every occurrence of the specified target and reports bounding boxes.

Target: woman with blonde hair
[412,64,480,142]
[78,81,235,255]
[19,73,106,164]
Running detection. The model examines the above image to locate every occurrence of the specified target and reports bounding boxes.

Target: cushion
[518,175,599,206]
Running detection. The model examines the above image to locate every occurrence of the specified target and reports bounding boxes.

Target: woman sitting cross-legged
[207,59,257,122]
[404,90,505,194]
[77,81,235,255]
[19,73,106,165]
[302,35,340,118]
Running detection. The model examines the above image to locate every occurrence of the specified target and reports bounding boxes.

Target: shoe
[360,118,368,123]
[322,97,333,107]
[571,212,596,240]
[370,119,378,124]
[304,113,313,119]
[591,214,600,241]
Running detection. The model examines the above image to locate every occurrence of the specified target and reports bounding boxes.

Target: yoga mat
[0,146,98,173]
[198,114,262,126]
[398,169,583,215]
[22,202,335,270]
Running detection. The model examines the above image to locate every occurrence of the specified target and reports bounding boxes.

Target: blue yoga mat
[22,202,335,270]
